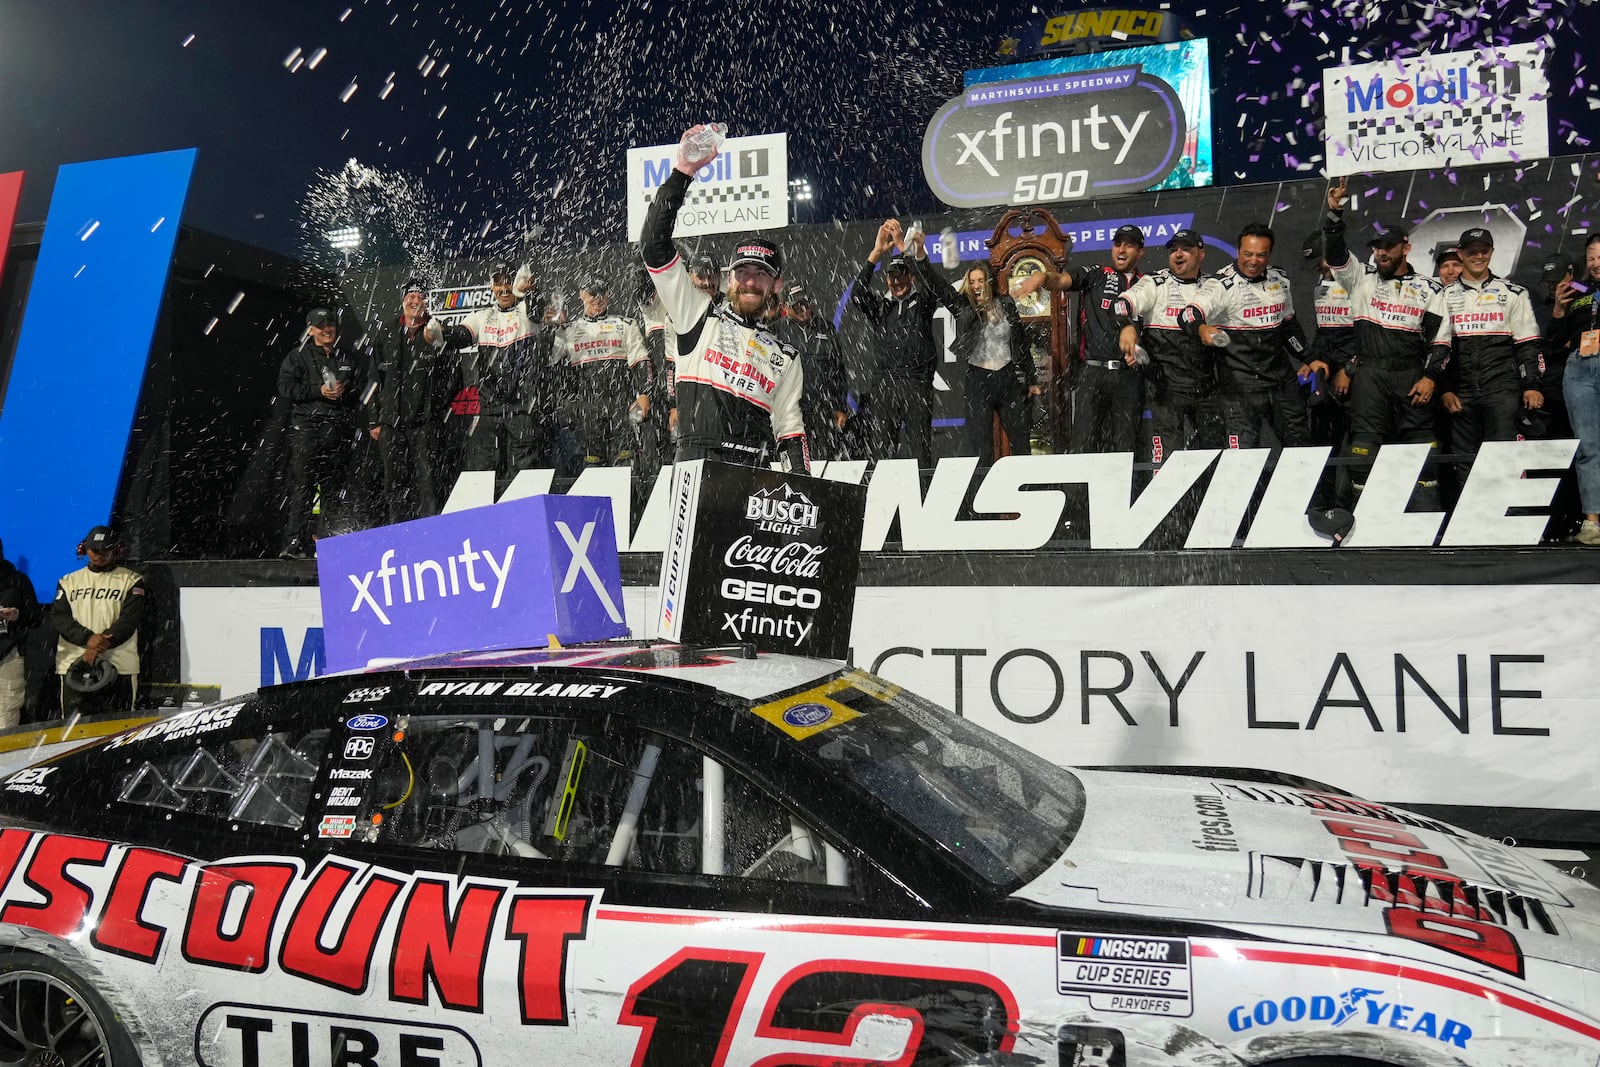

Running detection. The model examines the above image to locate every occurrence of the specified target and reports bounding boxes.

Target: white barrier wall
[181,576,1593,813]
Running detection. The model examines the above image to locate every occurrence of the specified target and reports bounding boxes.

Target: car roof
[346,641,845,705]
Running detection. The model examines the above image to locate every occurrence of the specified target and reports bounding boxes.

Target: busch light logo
[747,483,819,536]
[783,703,833,728]
[347,714,388,731]
[1227,987,1471,1049]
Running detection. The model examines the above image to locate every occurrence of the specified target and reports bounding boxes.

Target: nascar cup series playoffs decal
[1057,932,1192,1017]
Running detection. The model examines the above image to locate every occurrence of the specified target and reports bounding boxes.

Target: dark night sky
[2,0,1597,264]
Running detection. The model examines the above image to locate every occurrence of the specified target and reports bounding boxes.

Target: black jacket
[851,257,963,382]
[779,315,850,417]
[950,294,1038,388]
[371,313,455,428]
[0,559,38,662]
[276,337,367,423]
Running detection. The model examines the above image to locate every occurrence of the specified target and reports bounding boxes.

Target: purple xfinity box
[315,495,629,672]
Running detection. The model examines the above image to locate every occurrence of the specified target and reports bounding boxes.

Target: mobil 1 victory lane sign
[316,494,629,671]
[656,460,865,660]
[626,132,789,241]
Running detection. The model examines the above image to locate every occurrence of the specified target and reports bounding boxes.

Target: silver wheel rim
[0,968,111,1067]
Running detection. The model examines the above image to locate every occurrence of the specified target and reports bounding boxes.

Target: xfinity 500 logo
[923,59,1193,207]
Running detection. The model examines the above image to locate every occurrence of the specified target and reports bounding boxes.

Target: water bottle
[684,122,727,159]
[939,227,960,270]
[1132,344,1150,366]
[903,220,924,252]
[1209,329,1232,348]
[321,367,339,390]
[628,401,646,426]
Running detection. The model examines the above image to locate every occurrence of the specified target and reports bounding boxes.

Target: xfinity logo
[721,606,813,645]
[954,106,1148,177]
[346,539,516,625]
[746,484,819,534]
[556,520,623,623]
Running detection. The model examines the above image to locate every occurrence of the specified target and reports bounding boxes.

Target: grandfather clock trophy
[988,209,1074,454]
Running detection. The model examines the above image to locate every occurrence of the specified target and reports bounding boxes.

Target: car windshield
[796,676,1085,889]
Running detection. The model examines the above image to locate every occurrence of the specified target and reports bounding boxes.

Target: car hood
[1012,769,1600,971]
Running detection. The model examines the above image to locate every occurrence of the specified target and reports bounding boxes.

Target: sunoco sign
[924,41,1210,208]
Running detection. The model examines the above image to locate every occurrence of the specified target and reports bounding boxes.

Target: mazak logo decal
[1227,987,1472,1049]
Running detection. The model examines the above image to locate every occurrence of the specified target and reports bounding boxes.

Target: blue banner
[0,149,196,587]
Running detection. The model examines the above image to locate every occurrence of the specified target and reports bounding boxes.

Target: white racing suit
[553,314,652,466]
[640,170,808,472]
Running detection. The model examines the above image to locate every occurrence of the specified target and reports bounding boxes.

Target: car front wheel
[0,950,141,1067]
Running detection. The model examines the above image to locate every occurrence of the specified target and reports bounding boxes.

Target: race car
[1,641,1598,1066]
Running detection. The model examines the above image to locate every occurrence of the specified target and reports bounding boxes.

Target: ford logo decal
[782,703,832,728]
[347,714,389,731]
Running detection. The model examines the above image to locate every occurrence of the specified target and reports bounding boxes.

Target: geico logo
[720,578,821,608]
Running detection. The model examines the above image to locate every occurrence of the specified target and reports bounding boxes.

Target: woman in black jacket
[952,262,1040,464]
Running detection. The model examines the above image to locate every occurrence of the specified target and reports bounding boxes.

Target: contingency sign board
[1322,42,1550,176]
[656,460,865,659]
[315,495,629,671]
[924,39,1212,208]
[626,132,789,241]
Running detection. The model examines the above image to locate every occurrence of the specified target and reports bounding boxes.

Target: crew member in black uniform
[852,221,963,467]
[1436,227,1543,477]
[1017,223,1146,453]
[277,307,364,559]
[371,278,452,521]
[953,261,1038,463]
[1179,224,1314,452]
[1115,230,1224,466]
[1320,177,1453,509]
[53,526,147,717]
[0,537,38,729]
[1302,230,1357,505]
[780,283,851,461]
[432,262,555,481]
[639,125,807,471]
[552,277,653,468]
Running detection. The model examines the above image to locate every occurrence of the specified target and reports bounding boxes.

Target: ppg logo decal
[344,737,375,760]
[347,714,389,732]
[782,703,832,728]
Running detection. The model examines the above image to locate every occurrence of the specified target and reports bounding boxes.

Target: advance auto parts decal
[922,67,1185,208]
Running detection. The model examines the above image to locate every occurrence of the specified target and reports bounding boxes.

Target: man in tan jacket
[53,526,147,716]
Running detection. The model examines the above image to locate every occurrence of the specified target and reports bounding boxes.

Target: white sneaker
[1577,521,1600,546]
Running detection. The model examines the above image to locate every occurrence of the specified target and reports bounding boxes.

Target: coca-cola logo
[723,535,825,578]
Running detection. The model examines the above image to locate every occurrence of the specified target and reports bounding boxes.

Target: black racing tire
[0,949,142,1066]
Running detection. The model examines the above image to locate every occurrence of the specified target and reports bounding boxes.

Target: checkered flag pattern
[642,183,772,207]
[1351,100,1518,137]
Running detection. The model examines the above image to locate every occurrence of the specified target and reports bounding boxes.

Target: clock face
[1009,255,1050,318]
